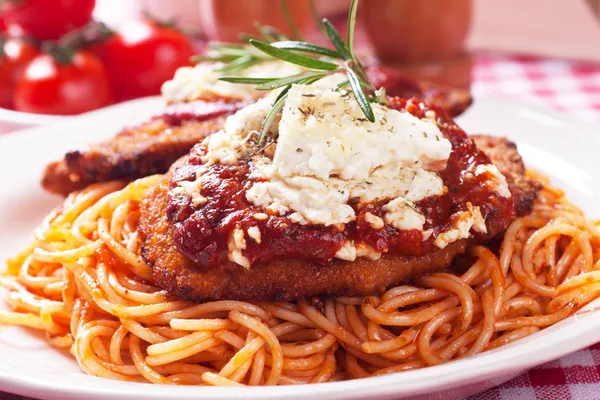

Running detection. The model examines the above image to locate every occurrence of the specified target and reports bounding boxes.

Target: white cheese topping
[227,228,250,269]
[434,203,487,249]
[364,212,384,229]
[275,85,452,180]
[382,198,426,231]
[170,176,207,207]
[334,241,382,262]
[247,226,262,244]
[245,84,452,226]
[161,61,304,103]
[475,164,512,198]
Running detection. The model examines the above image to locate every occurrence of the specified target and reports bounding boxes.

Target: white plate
[0,97,598,400]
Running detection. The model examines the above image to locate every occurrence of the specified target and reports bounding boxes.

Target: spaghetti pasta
[2,172,600,386]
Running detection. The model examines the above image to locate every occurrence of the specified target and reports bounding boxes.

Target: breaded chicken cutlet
[138,92,540,303]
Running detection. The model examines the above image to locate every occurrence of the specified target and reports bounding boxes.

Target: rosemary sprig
[194,0,381,144]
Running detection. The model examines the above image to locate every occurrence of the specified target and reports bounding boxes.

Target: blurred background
[1,0,599,132]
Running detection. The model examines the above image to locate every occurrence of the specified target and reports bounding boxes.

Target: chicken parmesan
[139,82,537,301]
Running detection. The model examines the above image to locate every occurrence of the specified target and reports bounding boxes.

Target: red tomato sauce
[167,98,515,268]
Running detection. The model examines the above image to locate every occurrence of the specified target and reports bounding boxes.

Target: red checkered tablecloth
[468,53,600,400]
[1,53,600,400]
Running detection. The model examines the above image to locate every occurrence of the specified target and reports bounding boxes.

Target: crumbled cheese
[161,61,304,102]
[382,198,426,231]
[245,84,450,226]
[356,243,382,260]
[246,175,355,225]
[253,213,268,220]
[201,96,276,165]
[170,176,207,206]
[227,228,250,269]
[335,241,357,261]
[475,164,512,198]
[247,226,262,244]
[434,203,487,249]
[275,85,452,180]
[364,212,384,229]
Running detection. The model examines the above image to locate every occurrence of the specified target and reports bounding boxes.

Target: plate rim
[0,96,599,400]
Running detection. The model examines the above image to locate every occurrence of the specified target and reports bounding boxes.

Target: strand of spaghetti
[229,311,283,385]
[229,356,253,383]
[67,261,190,317]
[464,289,495,356]
[510,254,556,298]
[418,307,462,365]
[270,322,304,337]
[345,305,368,342]
[106,265,168,305]
[32,240,102,263]
[310,348,337,383]
[109,202,131,240]
[363,292,459,327]
[361,326,418,354]
[523,223,593,279]
[75,324,137,381]
[214,331,245,349]
[145,337,221,367]
[547,282,600,314]
[218,336,265,378]
[557,270,600,294]
[334,301,352,332]
[129,334,174,384]
[96,262,134,306]
[344,351,370,379]
[486,326,541,351]
[495,305,573,331]
[139,301,271,325]
[500,296,543,318]
[18,256,62,289]
[0,311,46,329]
[298,298,362,351]
[377,289,448,313]
[147,331,213,356]
[109,325,129,365]
[470,246,505,316]
[370,360,427,376]
[380,286,420,303]
[248,347,265,385]
[499,219,522,275]
[279,333,336,357]
[418,274,474,334]
[260,303,317,328]
[169,318,238,331]
[97,219,153,282]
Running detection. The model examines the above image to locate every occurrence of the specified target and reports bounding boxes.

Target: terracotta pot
[361,0,472,63]
[198,0,311,42]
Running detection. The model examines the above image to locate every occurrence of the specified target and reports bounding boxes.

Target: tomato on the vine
[14,51,114,115]
[93,20,194,101]
[1,0,96,40]
[0,38,40,109]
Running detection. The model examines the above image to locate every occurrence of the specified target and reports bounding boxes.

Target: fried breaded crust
[42,117,227,196]
[139,135,541,302]
[472,135,542,217]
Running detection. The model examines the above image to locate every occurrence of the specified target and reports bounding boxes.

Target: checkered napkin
[1,53,600,400]
[473,53,600,122]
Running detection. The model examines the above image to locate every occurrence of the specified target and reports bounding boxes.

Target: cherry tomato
[94,20,194,101]
[14,51,114,115]
[1,0,96,41]
[0,38,40,109]
[0,15,6,33]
